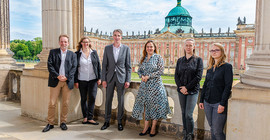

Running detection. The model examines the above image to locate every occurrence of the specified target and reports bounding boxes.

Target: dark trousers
[78,79,98,120]
[105,74,125,123]
[204,101,227,140]
[178,92,198,135]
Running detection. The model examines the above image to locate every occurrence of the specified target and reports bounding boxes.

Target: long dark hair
[140,40,158,64]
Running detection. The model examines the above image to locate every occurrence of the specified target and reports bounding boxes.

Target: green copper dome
[161,0,196,34]
[166,5,190,17]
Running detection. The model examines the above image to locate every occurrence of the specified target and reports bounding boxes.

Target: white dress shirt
[113,44,122,63]
[59,49,67,76]
[78,49,96,81]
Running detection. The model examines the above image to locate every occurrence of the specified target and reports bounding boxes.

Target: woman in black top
[74,36,101,125]
[199,43,233,140]
[174,39,203,140]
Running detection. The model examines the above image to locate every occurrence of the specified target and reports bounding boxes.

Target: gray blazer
[101,44,131,84]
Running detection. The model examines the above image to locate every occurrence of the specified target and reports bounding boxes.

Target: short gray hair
[184,38,195,45]
[113,29,123,36]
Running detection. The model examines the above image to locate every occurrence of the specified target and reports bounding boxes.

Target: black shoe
[183,130,187,140]
[149,132,157,137]
[88,121,99,125]
[186,133,194,140]
[118,124,124,131]
[139,127,151,136]
[82,121,88,124]
[60,123,68,130]
[101,122,110,130]
[42,124,54,132]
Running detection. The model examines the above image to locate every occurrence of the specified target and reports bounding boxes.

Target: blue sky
[10,0,256,41]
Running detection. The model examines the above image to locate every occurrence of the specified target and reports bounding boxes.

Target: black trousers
[78,79,98,120]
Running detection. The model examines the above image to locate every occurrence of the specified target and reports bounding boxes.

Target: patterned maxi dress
[132,53,171,120]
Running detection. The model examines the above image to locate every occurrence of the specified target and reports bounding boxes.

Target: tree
[17,51,25,59]
[10,37,43,60]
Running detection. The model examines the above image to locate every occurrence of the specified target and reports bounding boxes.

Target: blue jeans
[204,101,227,140]
[178,92,198,135]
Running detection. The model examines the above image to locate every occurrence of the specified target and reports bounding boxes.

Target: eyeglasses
[185,46,193,48]
[210,49,221,53]
[82,42,89,44]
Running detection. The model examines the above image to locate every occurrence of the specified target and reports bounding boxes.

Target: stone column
[0,0,16,95]
[72,0,84,50]
[35,0,73,69]
[21,0,83,124]
[240,0,270,88]
[226,0,270,139]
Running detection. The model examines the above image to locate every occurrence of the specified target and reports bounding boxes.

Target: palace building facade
[84,0,255,73]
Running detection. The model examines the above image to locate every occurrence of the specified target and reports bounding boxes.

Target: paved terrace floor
[0,101,174,140]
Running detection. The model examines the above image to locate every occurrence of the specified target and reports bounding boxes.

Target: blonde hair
[184,38,195,56]
[207,43,226,70]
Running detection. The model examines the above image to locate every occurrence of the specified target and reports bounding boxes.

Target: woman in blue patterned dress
[132,40,171,137]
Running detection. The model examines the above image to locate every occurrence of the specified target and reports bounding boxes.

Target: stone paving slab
[0,101,175,140]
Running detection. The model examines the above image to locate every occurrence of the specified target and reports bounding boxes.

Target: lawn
[131,72,239,86]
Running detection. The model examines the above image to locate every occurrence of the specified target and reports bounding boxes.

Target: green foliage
[10,38,43,60]
[131,72,239,86]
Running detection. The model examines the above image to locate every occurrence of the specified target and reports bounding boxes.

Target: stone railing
[19,68,211,140]
[93,82,210,140]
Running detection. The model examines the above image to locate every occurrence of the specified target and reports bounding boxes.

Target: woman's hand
[141,76,145,82]
[199,103,204,109]
[141,75,149,82]
[217,105,225,114]
[102,81,107,88]
[97,80,101,85]
[144,76,149,82]
[180,86,188,94]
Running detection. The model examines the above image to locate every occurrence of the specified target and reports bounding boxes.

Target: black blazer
[174,55,203,94]
[74,49,101,83]
[200,63,233,106]
[47,48,77,89]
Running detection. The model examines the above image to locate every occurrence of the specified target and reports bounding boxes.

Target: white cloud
[9,0,255,40]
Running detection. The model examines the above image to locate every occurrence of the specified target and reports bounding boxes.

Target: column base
[227,83,270,140]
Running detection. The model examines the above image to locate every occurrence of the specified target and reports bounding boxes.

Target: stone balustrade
[12,68,211,139]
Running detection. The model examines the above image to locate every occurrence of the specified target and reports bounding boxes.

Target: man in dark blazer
[101,29,131,131]
[42,34,77,132]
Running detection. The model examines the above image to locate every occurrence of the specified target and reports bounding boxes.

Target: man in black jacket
[42,34,77,132]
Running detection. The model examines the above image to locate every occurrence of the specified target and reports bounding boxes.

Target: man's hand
[74,83,79,88]
[102,81,107,88]
[57,75,67,82]
[125,82,130,89]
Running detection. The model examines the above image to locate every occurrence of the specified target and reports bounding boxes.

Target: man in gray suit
[101,29,131,131]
